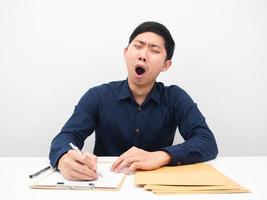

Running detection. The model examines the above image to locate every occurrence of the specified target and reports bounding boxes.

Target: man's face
[124,32,172,87]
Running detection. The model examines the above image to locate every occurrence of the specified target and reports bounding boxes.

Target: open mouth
[135,66,146,76]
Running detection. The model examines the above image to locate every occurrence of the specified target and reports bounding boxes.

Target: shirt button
[135,128,140,133]
[138,106,141,111]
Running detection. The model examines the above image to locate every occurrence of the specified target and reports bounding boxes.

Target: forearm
[161,129,218,165]
[49,133,80,168]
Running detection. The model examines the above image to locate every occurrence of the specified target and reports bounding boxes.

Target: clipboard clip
[57,182,95,190]
[88,183,95,189]
[70,183,95,190]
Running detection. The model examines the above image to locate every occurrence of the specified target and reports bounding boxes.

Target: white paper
[34,162,124,189]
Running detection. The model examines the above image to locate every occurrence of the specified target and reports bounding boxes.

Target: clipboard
[30,162,125,191]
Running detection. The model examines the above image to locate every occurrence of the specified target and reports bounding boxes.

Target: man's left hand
[110,146,171,174]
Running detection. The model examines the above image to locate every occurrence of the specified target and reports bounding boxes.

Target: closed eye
[151,49,160,53]
[133,44,142,49]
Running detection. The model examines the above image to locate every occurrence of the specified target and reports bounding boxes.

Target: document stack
[135,163,249,195]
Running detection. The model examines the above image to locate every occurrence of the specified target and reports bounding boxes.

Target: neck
[128,79,155,105]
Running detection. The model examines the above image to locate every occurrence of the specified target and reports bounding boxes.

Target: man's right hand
[58,150,98,181]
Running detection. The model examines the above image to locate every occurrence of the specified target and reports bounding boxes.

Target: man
[49,21,218,181]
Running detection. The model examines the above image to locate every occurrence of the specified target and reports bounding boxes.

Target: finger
[69,150,96,170]
[60,159,97,181]
[72,166,98,180]
[127,162,141,173]
[111,156,124,171]
[67,168,97,181]
[111,147,137,171]
[82,153,97,171]
[113,158,131,173]
[113,159,129,173]
[69,159,97,178]
[113,157,139,173]
[111,155,131,172]
[69,149,84,162]
[83,152,97,162]
[120,162,141,175]
[68,151,97,175]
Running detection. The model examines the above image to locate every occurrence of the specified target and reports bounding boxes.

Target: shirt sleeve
[161,87,218,166]
[49,88,99,168]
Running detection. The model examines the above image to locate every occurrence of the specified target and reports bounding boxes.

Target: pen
[69,142,103,177]
[29,166,51,178]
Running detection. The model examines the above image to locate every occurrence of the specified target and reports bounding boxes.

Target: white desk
[0,156,266,200]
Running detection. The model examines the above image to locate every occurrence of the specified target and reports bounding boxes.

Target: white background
[0,0,266,156]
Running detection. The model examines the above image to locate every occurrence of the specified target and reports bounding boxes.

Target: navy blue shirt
[49,80,218,168]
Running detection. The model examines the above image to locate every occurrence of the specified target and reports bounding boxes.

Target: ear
[124,47,128,54]
[123,47,128,58]
[161,60,172,72]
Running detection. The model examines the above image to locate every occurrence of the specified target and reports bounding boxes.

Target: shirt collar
[116,79,132,100]
[145,83,160,105]
[117,79,160,105]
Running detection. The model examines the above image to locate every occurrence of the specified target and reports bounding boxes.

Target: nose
[138,57,146,62]
[138,49,147,62]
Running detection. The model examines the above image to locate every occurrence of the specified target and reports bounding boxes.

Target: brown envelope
[135,163,250,194]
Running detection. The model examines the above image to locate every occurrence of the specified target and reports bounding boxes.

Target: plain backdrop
[0,0,266,157]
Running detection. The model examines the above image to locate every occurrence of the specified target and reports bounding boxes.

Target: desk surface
[0,156,266,200]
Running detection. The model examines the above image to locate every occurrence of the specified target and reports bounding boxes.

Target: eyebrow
[134,39,162,49]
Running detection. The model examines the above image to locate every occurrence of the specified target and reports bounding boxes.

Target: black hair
[129,21,175,60]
